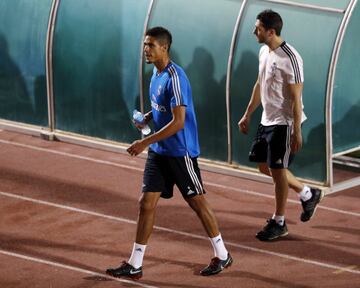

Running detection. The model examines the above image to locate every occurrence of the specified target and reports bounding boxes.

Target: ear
[162,43,169,52]
[269,28,276,37]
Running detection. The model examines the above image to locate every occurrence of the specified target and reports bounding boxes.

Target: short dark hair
[257,10,283,36]
[145,26,172,51]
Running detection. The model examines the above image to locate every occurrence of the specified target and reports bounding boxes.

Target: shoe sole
[256,230,289,241]
[106,271,142,280]
[301,189,325,222]
[200,256,233,276]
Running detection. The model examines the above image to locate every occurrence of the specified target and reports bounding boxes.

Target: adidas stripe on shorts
[249,124,294,169]
[142,148,205,199]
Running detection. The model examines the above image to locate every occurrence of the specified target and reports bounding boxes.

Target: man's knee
[139,193,159,213]
[270,168,287,182]
[186,194,206,212]
[258,163,270,176]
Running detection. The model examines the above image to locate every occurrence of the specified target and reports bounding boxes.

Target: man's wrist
[142,136,152,147]
[293,125,301,134]
[244,112,251,119]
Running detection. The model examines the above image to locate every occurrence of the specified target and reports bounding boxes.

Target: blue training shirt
[149,61,200,158]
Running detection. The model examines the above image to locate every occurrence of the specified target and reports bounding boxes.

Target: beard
[256,37,265,44]
[145,55,153,64]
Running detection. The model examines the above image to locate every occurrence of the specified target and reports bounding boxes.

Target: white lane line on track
[0,139,359,218]
[0,249,159,288]
[206,182,360,217]
[1,191,359,275]
[333,265,358,274]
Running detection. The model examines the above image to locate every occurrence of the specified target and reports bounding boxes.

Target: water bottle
[133,109,151,135]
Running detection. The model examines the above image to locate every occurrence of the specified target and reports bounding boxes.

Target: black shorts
[249,124,294,169]
[142,149,205,199]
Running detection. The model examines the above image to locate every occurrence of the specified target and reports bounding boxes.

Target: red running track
[0,130,359,288]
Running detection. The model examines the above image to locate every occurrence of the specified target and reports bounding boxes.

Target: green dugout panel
[332,2,360,154]
[52,0,149,142]
[230,1,343,182]
[146,0,243,161]
[0,0,52,126]
[0,0,358,187]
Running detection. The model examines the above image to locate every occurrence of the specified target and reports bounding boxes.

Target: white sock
[128,243,146,269]
[298,185,312,201]
[272,214,285,226]
[209,234,228,260]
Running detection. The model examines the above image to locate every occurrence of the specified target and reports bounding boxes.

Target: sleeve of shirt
[168,67,189,108]
[285,49,304,84]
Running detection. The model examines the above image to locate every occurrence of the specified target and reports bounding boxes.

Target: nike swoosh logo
[129,269,140,275]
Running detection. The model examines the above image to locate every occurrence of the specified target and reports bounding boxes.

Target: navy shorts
[142,149,205,199]
[249,124,294,169]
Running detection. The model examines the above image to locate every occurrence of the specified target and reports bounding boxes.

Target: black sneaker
[255,219,288,241]
[200,253,233,276]
[106,261,142,280]
[300,188,324,222]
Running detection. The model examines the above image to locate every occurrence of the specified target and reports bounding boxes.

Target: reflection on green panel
[53,0,148,142]
[0,0,52,126]
[147,0,243,161]
[231,2,342,182]
[333,2,360,154]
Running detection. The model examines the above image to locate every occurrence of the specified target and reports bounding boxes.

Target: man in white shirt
[238,9,324,241]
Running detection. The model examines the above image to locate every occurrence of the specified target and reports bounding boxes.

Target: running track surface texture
[0,130,359,288]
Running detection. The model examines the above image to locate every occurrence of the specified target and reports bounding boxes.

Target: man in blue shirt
[147,60,200,158]
[106,27,232,279]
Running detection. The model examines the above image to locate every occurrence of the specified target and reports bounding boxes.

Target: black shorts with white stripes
[142,149,205,199]
[249,124,295,169]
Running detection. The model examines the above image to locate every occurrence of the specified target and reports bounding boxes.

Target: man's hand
[132,111,152,130]
[127,139,148,156]
[238,115,251,134]
[132,120,145,131]
[144,111,153,123]
[291,130,302,153]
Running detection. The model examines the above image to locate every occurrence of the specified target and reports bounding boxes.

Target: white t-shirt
[258,41,307,126]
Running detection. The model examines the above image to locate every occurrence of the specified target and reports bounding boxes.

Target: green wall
[0,0,358,184]
[0,0,52,126]
[53,0,149,142]
[332,2,360,154]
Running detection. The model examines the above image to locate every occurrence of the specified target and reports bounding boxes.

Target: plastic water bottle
[133,109,151,135]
